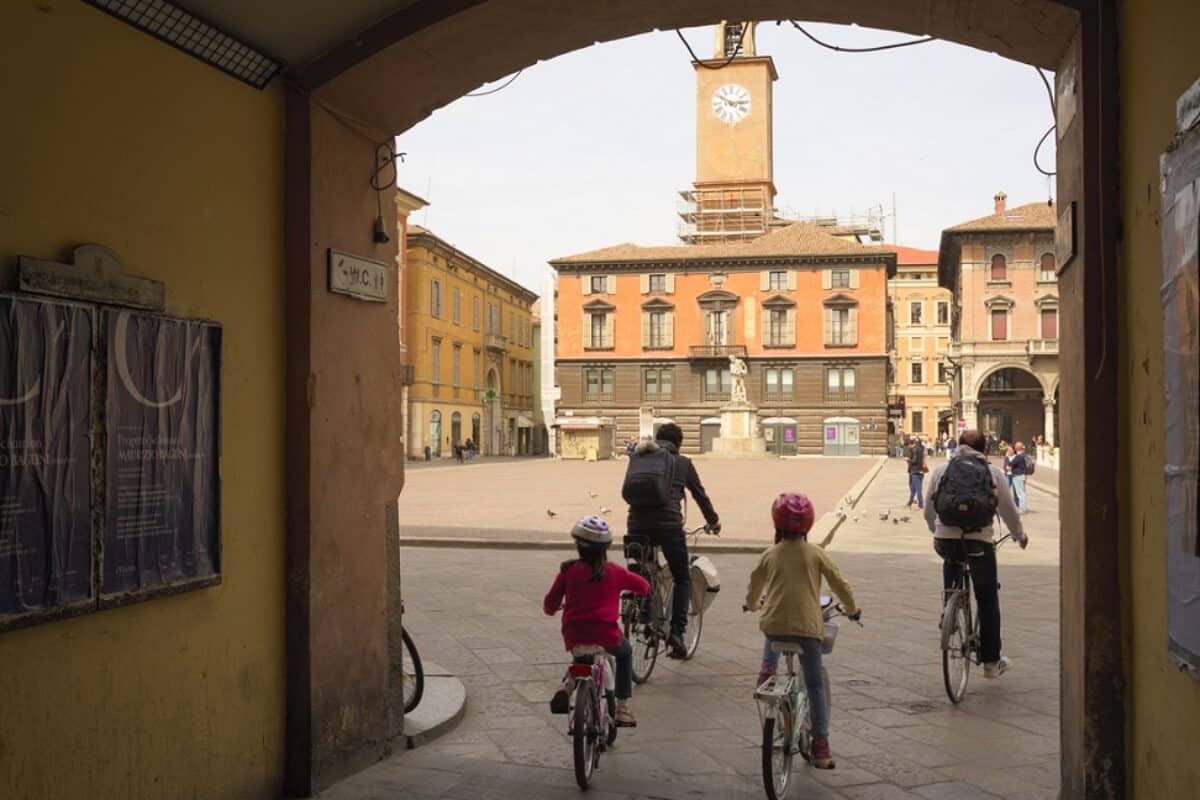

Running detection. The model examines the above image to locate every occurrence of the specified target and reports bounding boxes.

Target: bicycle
[752,598,860,800]
[619,525,714,682]
[939,528,1015,704]
[562,645,619,790]
[400,600,424,713]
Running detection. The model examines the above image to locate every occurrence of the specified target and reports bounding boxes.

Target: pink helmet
[771,492,815,535]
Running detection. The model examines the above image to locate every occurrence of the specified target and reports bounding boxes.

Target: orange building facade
[551,224,895,455]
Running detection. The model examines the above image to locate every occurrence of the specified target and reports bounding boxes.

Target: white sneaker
[983,657,1012,678]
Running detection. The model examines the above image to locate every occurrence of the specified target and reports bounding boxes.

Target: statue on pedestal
[729,354,748,403]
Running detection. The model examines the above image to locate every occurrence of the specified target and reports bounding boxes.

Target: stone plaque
[329,249,389,303]
[18,244,164,310]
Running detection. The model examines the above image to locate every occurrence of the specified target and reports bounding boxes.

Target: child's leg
[799,638,829,739]
[761,637,779,671]
[607,637,634,700]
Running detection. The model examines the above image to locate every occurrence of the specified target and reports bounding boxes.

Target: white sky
[396,22,1057,294]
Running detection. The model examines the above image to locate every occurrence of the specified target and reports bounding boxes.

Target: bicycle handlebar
[685,524,718,537]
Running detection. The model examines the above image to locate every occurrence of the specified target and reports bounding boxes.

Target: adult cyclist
[624,423,720,659]
[924,428,1028,678]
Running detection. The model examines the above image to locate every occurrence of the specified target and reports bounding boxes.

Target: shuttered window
[991,254,1007,281]
[991,310,1008,340]
[1041,309,1058,339]
[824,306,858,346]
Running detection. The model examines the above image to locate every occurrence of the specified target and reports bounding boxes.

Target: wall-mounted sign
[103,310,221,597]
[329,249,388,302]
[18,244,165,310]
[1056,201,1077,274]
[0,296,94,622]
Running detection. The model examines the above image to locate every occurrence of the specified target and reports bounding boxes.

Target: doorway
[699,418,721,453]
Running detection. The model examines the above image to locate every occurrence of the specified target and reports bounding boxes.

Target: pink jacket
[543,561,650,650]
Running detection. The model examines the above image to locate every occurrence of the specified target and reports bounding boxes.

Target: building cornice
[408,228,538,303]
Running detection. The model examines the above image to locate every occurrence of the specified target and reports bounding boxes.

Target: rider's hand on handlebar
[849,609,863,622]
[1019,534,1030,550]
[708,522,721,536]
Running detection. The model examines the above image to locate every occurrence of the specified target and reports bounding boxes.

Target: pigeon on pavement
[546,509,557,519]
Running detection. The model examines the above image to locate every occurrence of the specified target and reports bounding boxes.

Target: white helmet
[570,516,612,546]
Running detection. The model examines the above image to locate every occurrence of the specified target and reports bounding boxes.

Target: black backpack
[933,455,998,532]
[621,447,676,509]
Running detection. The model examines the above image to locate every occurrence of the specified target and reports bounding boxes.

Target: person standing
[1010,442,1030,512]
[905,437,927,509]
[623,423,721,659]
[925,430,1028,677]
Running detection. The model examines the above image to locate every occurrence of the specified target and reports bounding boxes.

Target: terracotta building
[938,193,1060,446]
[885,246,954,443]
[404,225,538,458]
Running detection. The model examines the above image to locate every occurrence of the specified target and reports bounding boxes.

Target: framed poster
[1160,120,1200,676]
[101,309,221,599]
[0,295,94,627]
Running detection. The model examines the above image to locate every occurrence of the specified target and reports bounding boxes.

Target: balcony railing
[949,340,1031,358]
[1027,338,1059,356]
[763,392,794,403]
[689,344,747,360]
[485,333,507,353]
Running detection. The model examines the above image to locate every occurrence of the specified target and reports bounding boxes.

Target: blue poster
[0,296,93,618]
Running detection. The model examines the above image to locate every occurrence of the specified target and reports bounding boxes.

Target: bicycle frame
[565,650,615,736]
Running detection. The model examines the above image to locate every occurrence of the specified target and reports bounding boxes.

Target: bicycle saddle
[770,641,806,654]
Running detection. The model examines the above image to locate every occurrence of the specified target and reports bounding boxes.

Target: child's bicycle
[619,524,715,682]
[562,645,619,790]
[751,598,860,800]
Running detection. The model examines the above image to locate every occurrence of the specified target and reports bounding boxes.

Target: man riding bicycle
[624,423,720,659]
[924,429,1027,677]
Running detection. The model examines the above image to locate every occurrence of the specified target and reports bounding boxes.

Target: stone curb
[398,537,770,554]
[1028,477,1060,498]
[814,456,888,549]
[402,664,467,750]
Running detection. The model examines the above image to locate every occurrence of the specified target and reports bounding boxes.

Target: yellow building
[886,246,954,442]
[405,226,538,458]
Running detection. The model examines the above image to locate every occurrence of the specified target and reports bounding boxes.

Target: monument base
[707,400,769,459]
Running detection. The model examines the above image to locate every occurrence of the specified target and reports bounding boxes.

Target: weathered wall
[1119,0,1200,795]
[0,2,285,797]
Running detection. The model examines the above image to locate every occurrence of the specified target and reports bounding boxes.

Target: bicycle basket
[821,621,839,655]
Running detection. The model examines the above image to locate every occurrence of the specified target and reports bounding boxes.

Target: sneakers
[811,737,835,769]
[614,699,637,727]
[983,656,1012,679]
[756,666,776,688]
[549,678,571,714]
[666,630,688,659]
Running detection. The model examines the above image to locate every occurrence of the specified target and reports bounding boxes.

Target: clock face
[711,84,751,124]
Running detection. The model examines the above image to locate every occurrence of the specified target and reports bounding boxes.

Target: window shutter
[606,275,616,294]
[639,274,649,293]
[582,275,592,295]
[823,307,832,344]
[761,308,770,343]
[760,271,770,291]
[848,307,859,345]
[665,312,674,348]
[821,270,832,290]
[641,310,650,348]
[583,312,590,347]
[849,269,860,289]
[786,308,797,346]
[605,312,615,345]
[786,270,797,291]
[665,273,676,293]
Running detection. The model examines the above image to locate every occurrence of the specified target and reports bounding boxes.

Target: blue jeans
[760,636,828,739]
[907,472,924,508]
[573,636,634,699]
[1011,474,1028,511]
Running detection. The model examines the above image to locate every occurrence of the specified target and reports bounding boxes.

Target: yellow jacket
[745,538,859,639]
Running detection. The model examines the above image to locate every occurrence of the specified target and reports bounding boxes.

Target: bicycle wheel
[941,592,971,704]
[624,588,660,684]
[572,682,597,790]
[401,629,424,713]
[682,591,704,660]
[761,709,794,800]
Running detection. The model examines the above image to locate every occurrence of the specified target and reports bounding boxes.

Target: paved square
[399,455,878,543]
[326,460,1061,799]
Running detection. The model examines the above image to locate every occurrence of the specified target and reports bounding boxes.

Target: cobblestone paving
[324,460,1060,799]
[398,455,877,543]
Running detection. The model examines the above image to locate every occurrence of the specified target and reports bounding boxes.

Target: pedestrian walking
[454,440,464,463]
[1010,442,1030,512]
[905,437,928,509]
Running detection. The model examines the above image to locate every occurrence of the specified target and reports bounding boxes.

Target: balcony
[948,340,1030,359]
[1027,338,1059,356]
[485,333,507,353]
[688,344,747,361]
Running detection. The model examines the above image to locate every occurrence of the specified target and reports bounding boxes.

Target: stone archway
[975,366,1046,447]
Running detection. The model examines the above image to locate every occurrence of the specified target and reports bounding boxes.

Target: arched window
[472,412,481,445]
[1039,252,1057,281]
[990,254,1007,281]
[451,411,462,445]
[429,410,442,457]
[430,279,442,317]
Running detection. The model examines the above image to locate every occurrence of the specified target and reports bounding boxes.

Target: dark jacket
[626,439,719,533]
[906,444,926,475]
[1010,453,1028,476]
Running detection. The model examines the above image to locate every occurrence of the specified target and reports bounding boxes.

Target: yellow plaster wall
[1119,1,1200,795]
[0,3,284,797]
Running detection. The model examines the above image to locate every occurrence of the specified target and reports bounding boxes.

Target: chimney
[994,191,1008,214]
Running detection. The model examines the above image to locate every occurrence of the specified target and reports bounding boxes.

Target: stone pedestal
[709,401,768,458]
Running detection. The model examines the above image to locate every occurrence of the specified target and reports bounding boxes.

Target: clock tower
[679,21,778,244]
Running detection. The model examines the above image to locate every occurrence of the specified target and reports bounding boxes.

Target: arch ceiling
[179,1,1077,135]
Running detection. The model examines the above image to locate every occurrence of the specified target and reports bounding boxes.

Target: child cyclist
[745,492,861,769]
[543,516,651,726]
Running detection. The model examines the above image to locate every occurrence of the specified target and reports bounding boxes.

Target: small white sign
[328,249,388,302]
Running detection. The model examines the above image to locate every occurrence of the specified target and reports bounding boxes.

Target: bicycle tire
[682,594,703,659]
[605,691,618,746]
[761,712,793,800]
[624,589,660,684]
[572,681,596,790]
[941,592,970,704]
[401,629,424,713]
